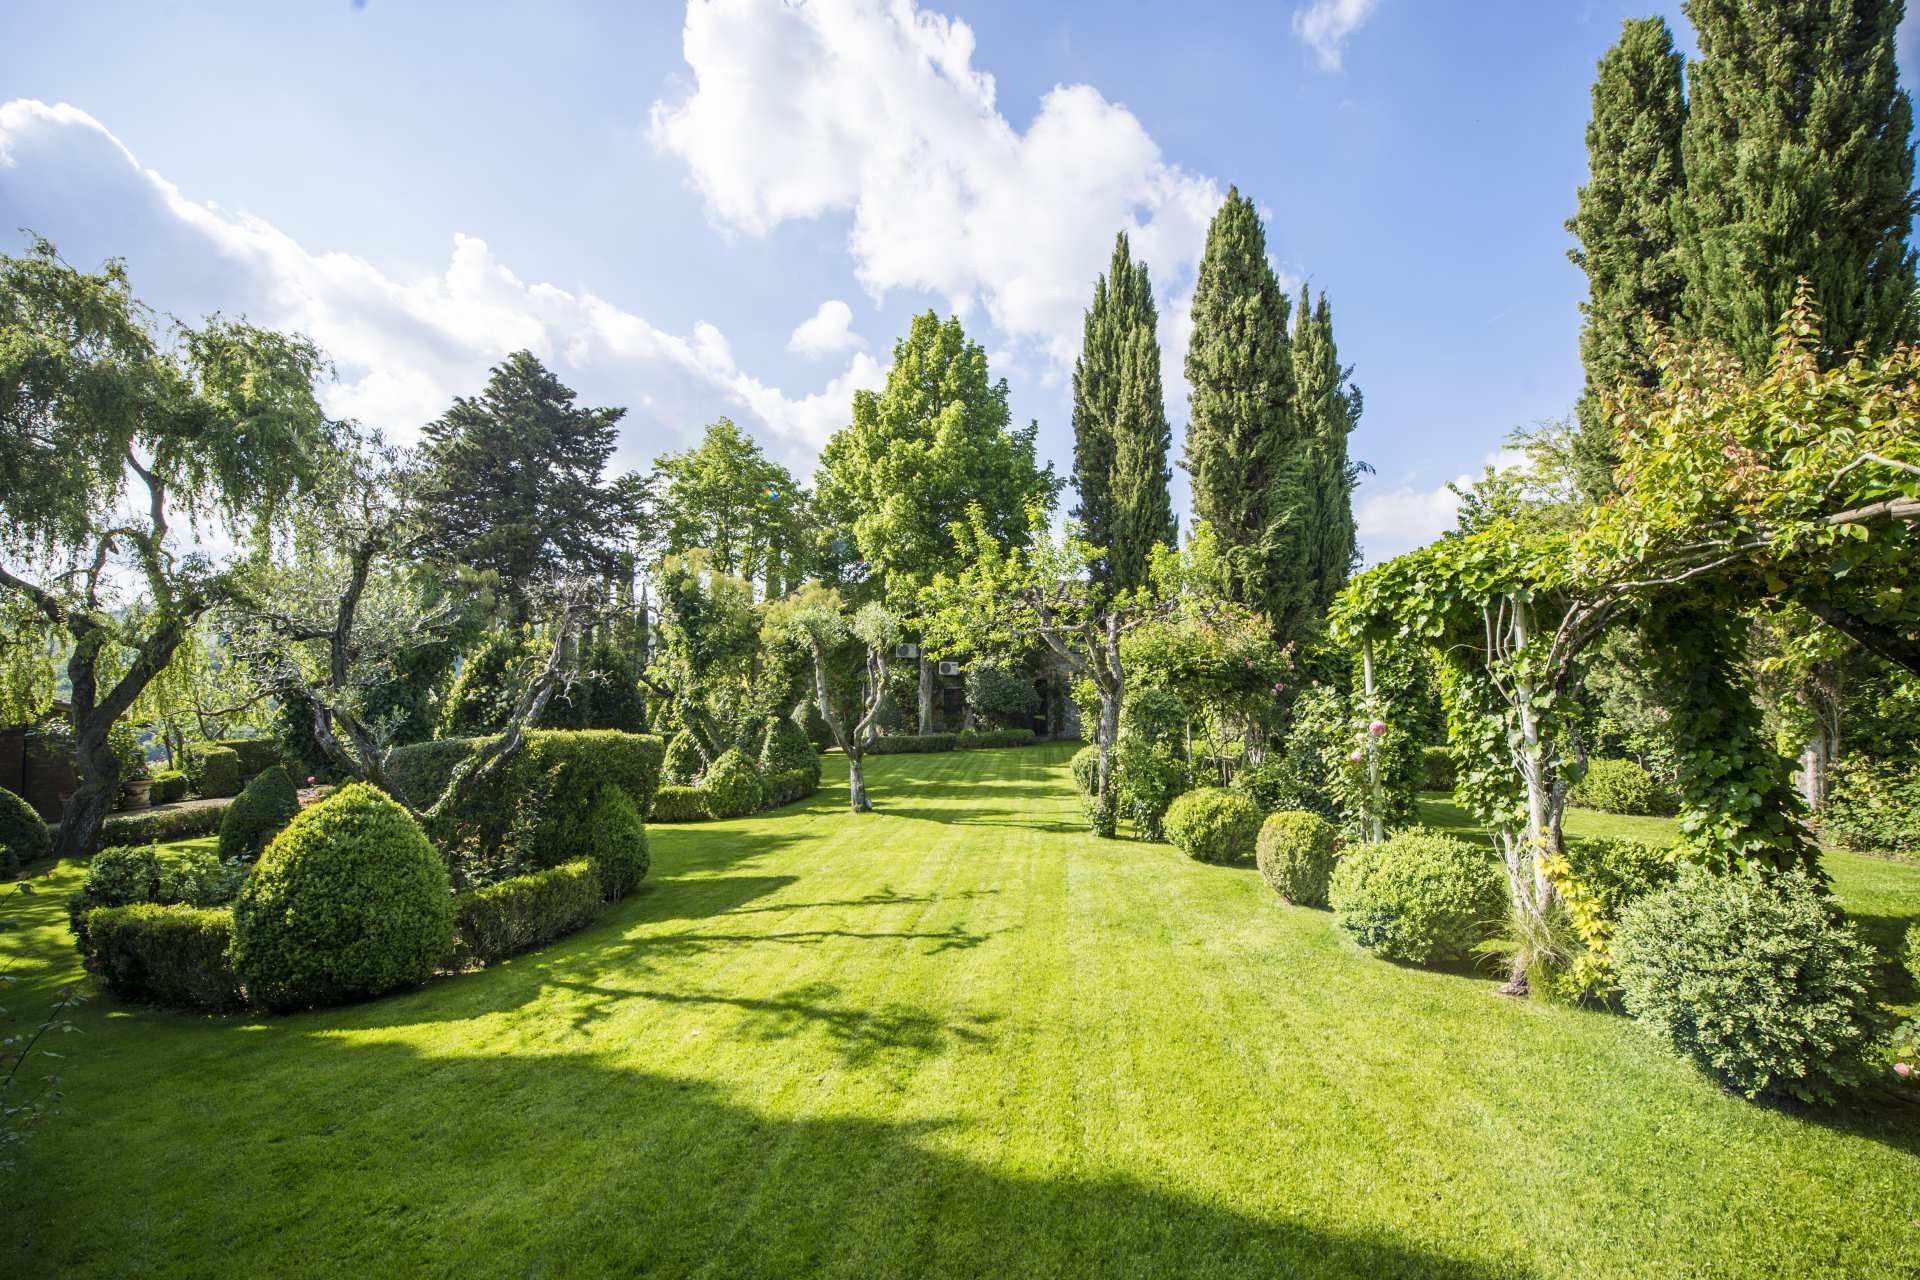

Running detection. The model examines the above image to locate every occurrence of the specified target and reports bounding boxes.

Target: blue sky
[4,1,1916,562]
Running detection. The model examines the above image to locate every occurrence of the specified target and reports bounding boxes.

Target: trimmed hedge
[68,844,163,944]
[218,765,300,862]
[80,904,242,1010]
[1420,746,1456,792]
[651,786,712,823]
[1330,829,1504,966]
[232,783,454,1011]
[763,768,818,809]
[454,861,606,966]
[193,745,242,798]
[759,717,821,786]
[1071,745,1100,797]
[0,785,49,875]
[702,748,764,819]
[1163,788,1261,865]
[1255,811,1340,907]
[868,733,959,755]
[382,737,484,809]
[101,800,230,845]
[149,770,189,804]
[1570,758,1677,817]
[213,738,283,784]
[957,728,1037,749]
[587,786,649,900]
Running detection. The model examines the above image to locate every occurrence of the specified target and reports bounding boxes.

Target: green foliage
[868,733,959,755]
[1614,866,1883,1103]
[763,768,818,808]
[1162,788,1261,865]
[1290,287,1363,612]
[1285,683,1418,841]
[1821,758,1920,857]
[453,861,606,967]
[157,848,236,908]
[232,783,454,1011]
[0,786,49,873]
[654,417,810,588]
[1230,759,1324,820]
[68,844,161,942]
[1570,758,1676,818]
[100,800,227,845]
[758,717,821,786]
[1070,746,1100,798]
[586,786,649,901]
[1072,232,1175,593]
[441,629,533,737]
[149,771,188,804]
[1330,829,1504,966]
[109,722,148,784]
[662,728,705,786]
[383,737,487,809]
[545,641,648,733]
[1255,811,1340,907]
[493,731,666,872]
[700,748,764,820]
[1907,923,1919,988]
[1679,0,1916,371]
[955,728,1036,749]
[1540,838,1680,999]
[1419,746,1455,793]
[218,765,300,862]
[650,786,712,823]
[963,663,1040,730]
[1567,15,1687,496]
[1183,187,1308,639]
[194,746,242,799]
[212,738,283,783]
[79,904,241,1011]
[1113,736,1190,842]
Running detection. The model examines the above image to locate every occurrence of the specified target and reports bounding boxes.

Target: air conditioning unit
[938,661,961,676]
[895,643,920,659]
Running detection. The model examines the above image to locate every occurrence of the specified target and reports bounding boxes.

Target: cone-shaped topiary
[232,783,453,1011]
[218,765,300,861]
[759,715,821,787]
[587,785,649,900]
[701,748,764,819]
[662,729,703,786]
[0,785,49,874]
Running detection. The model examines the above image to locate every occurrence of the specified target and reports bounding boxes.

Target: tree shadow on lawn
[14,1031,1533,1280]
[1848,913,1918,1006]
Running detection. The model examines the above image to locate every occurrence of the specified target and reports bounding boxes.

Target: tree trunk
[1502,595,1558,999]
[847,749,871,813]
[57,714,119,859]
[1361,635,1384,845]
[917,652,934,734]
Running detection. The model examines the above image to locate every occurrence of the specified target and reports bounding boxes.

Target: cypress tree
[1072,233,1175,592]
[1567,16,1688,499]
[1182,188,1306,638]
[1290,288,1361,616]
[1679,0,1918,370]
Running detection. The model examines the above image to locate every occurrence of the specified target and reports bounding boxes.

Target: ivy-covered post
[1360,634,1384,844]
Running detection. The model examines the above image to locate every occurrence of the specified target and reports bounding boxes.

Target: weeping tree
[763,586,898,813]
[0,238,332,856]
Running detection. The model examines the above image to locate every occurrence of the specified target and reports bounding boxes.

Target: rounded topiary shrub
[232,783,454,1011]
[0,785,49,874]
[1162,788,1261,865]
[1070,745,1100,798]
[587,785,649,900]
[1570,758,1675,817]
[1329,829,1503,966]
[218,765,300,862]
[1256,811,1339,906]
[662,729,704,787]
[759,716,821,786]
[194,745,243,799]
[702,748,764,820]
[1613,866,1882,1103]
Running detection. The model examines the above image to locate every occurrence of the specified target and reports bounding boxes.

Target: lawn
[3,743,1917,1278]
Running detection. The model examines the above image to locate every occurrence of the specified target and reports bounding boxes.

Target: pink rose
[1896,1062,1913,1080]
[1369,720,1388,737]
[1347,749,1364,764]
[306,775,316,785]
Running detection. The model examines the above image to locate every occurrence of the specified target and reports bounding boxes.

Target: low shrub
[212,737,283,784]
[1070,745,1100,797]
[101,800,229,845]
[1540,838,1679,999]
[587,786,649,900]
[157,848,237,907]
[0,785,49,874]
[764,768,817,808]
[1570,758,1676,817]
[499,731,665,868]
[218,765,300,862]
[1821,758,1920,857]
[454,861,605,966]
[232,783,455,1011]
[868,733,959,755]
[1330,829,1504,966]
[80,903,242,1010]
[651,786,712,823]
[383,737,485,809]
[1229,760,1327,821]
[702,748,765,819]
[1420,746,1456,793]
[68,843,163,943]
[1255,811,1339,907]
[956,728,1037,749]
[662,729,704,786]
[193,745,243,799]
[759,716,821,786]
[149,770,189,804]
[1162,788,1261,865]
[1614,866,1883,1103]
[1115,738,1191,842]
[1080,787,1117,838]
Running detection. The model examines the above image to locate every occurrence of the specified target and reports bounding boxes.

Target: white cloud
[1292,0,1379,72]
[649,0,1225,387]
[787,298,864,356]
[0,98,881,463]
[1355,474,1466,565]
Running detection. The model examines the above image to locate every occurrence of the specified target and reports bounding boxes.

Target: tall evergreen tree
[1290,287,1362,616]
[414,351,624,615]
[1181,188,1307,638]
[1679,0,1918,370]
[1071,232,1175,593]
[1567,16,1688,499]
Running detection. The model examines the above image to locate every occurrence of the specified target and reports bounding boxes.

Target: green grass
[3,745,1917,1278]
